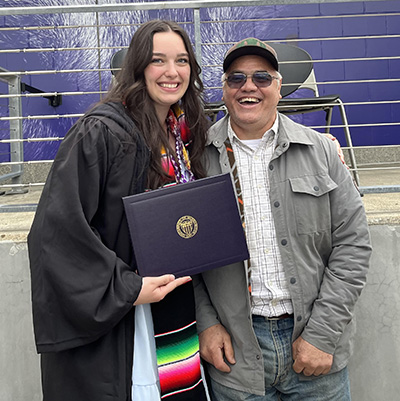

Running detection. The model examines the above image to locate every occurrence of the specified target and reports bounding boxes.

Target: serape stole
[151,104,207,400]
[151,283,206,400]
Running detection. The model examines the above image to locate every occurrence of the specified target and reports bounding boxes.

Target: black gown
[28,102,207,400]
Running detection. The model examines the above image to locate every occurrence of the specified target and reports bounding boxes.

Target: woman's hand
[134,274,191,305]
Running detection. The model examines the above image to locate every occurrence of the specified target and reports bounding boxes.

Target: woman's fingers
[134,275,191,305]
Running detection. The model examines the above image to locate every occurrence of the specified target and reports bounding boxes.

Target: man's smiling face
[223,54,282,140]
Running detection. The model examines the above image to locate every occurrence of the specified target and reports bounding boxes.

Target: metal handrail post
[193,8,202,79]
[0,67,27,193]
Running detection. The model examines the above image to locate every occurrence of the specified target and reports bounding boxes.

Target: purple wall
[0,0,399,163]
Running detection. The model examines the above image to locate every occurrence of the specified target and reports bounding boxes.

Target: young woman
[28,20,210,401]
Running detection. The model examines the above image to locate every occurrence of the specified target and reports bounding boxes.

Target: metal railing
[0,0,399,199]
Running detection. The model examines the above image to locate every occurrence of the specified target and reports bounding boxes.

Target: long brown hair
[103,20,209,189]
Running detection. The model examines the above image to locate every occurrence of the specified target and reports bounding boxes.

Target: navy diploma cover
[123,173,249,277]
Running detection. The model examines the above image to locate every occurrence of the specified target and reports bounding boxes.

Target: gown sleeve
[28,116,143,353]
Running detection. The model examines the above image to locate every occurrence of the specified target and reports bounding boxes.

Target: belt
[253,313,293,321]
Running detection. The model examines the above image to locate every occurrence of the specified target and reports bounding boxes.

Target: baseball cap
[223,38,279,72]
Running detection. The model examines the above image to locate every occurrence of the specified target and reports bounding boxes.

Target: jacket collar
[207,112,315,149]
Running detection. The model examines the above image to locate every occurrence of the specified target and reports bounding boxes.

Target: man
[193,38,372,400]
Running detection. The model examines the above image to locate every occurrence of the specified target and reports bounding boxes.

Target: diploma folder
[123,173,249,277]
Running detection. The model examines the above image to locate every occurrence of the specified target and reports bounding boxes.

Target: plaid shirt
[228,117,293,317]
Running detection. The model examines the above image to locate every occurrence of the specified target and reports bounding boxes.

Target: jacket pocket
[289,174,338,234]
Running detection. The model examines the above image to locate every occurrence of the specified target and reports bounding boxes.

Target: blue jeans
[210,316,351,401]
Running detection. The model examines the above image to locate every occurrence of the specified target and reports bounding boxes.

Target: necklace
[166,112,194,184]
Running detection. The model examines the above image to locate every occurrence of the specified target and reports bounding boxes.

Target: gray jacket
[194,113,372,396]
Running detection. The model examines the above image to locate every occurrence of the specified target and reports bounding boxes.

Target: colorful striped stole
[149,104,207,400]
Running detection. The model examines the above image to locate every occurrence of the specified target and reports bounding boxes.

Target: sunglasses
[224,71,280,89]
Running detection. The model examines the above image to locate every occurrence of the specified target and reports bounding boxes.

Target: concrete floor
[1,165,399,242]
[356,165,400,225]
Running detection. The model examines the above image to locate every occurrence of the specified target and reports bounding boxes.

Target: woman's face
[144,31,191,121]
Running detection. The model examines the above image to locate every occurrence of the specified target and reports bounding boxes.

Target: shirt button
[256,354,261,360]
[281,239,287,246]
[297,316,302,322]
[290,277,296,284]
[269,164,274,170]
[314,186,320,191]
[274,201,280,207]
[264,249,269,254]
[282,142,288,148]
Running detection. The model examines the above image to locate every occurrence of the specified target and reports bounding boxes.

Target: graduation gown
[28,102,150,400]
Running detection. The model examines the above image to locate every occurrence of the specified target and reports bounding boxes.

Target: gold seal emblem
[176,215,198,239]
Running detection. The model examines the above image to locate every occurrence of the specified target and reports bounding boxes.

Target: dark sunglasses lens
[226,74,247,88]
[226,72,274,88]
[252,72,273,87]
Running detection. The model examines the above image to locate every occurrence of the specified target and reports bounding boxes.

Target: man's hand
[199,324,236,373]
[134,275,191,305]
[292,336,333,376]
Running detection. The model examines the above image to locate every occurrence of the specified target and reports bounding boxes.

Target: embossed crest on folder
[176,215,198,239]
